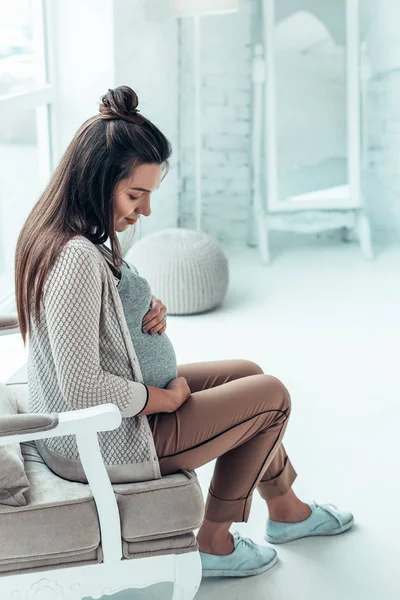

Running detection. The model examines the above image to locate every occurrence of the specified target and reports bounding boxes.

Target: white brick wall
[178,0,400,243]
[365,72,400,241]
[364,0,400,241]
[178,0,253,241]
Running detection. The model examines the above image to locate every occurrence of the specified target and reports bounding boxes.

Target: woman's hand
[142,295,167,335]
[165,377,191,412]
[137,377,191,416]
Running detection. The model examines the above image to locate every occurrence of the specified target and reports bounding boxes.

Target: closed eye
[129,194,141,201]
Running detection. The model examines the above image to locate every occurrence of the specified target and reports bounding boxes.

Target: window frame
[0,0,55,311]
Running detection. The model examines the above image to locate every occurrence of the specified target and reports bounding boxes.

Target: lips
[126,218,137,225]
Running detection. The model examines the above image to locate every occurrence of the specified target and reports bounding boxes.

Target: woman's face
[113,163,162,233]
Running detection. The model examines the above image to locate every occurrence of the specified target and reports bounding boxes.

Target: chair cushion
[0,412,58,437]
[0,442,203,571]
[124,533,198,560]
[114,469,204,543]
[0,442,101,567]
[0,383,30,506]
[0,547,101,576]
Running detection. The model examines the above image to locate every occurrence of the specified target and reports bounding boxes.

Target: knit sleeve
[43,244,147,415]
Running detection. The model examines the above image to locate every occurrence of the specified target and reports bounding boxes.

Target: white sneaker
[200,532,278,578]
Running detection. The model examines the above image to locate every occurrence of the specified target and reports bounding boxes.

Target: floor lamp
[168,0,239,232]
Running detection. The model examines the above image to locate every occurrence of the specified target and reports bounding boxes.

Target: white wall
[51,0,180,235]
[113,0,180,237]
[51,0,115,160]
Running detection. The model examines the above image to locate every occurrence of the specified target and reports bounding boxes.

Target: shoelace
[233,532,260,554]
[312,501,344,527]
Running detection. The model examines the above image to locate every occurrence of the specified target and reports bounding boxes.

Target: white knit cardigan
[28,235,161,483]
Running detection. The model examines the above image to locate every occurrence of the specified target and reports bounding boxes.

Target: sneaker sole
[202,553,278,578]
[265,516,354,544]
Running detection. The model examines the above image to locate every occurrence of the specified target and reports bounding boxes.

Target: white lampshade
[169,0,239,17]
[146,0,239,21]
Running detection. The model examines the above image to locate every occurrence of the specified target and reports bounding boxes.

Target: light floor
[2,235,399,600]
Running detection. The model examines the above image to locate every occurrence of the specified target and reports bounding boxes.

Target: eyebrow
[129,186,159,193]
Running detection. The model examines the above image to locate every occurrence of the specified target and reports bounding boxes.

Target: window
[0,0,53,308]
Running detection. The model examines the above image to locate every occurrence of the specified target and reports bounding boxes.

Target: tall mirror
[251,0,371,263]
[274,6,348,203]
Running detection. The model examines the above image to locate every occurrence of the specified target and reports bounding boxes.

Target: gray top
[116,264,178,389]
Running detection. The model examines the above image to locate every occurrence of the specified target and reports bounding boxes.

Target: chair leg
[357,211,374,260]
[172,552,202,600]
[257,213,271,265]
[246,201,258,248]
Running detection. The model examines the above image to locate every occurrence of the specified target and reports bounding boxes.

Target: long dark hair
[15,85,172,344]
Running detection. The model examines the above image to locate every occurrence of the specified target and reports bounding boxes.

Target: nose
[138,194,151,218]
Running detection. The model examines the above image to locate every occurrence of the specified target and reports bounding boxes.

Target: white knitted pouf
[126,228,229,315]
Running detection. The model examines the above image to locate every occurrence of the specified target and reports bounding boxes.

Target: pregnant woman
[15,86,353,578]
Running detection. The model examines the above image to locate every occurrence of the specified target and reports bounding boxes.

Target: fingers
[157,324,167,336]
[142,316,158,332]
[142,312,157,329]
[143,316,165,333]
[142,306,167,329]
[147,317,167,335]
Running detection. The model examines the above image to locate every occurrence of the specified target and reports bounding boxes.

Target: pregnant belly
[134,331,178,389]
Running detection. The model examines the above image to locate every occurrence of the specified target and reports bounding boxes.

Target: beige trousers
[148,360,297,523]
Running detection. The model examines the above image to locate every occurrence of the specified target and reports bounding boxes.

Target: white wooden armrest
[0,403,121,446]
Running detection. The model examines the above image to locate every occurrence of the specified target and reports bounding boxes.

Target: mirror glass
[273,5,348,203]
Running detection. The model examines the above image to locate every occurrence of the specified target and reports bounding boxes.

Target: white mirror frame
[250,0,373,264]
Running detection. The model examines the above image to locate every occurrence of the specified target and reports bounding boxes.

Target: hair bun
[99,86,140,121]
